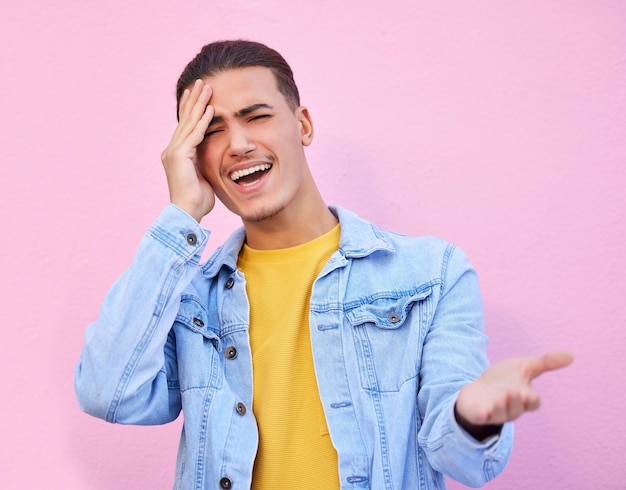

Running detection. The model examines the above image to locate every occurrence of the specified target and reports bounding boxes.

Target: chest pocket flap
[175,295,222,350]
[346,289,432,330]
[174,295,223,391]
[346,289,432,392]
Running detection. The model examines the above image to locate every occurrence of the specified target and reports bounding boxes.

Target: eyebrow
[208,103,274,128]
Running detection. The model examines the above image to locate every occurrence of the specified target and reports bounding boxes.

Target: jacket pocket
[347,289,431,392]
[173,294,223,391]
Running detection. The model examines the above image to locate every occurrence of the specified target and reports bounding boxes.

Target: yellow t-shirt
[238,224,341,489]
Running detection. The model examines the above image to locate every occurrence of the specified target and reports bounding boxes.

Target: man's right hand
[161,79,215,223]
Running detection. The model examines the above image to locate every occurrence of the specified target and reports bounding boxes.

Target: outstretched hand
[455,351,574,435]
[161,79,216,222]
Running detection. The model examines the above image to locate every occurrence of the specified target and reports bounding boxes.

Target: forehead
[202,66,287,112]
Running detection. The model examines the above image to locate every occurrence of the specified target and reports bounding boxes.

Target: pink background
[1,1,624,489]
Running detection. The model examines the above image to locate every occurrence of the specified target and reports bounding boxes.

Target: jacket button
[225,346,238,359]
[236,402,246,415]
[219,477,232,489]
[193,317,204,327]
[185,233,198,245]
[387,312,401,323]
[225,277,235,289]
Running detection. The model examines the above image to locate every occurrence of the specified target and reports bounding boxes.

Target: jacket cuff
[447,397,508,449]
[430,396,514,486]
[145,204,210,263]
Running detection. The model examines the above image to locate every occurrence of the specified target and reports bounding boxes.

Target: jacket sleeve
[417,244,514,487]
[74,204,209,425]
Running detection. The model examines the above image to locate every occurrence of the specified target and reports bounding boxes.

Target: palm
[456,351,574,426]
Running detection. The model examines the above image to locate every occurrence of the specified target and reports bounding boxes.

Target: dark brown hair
[175,40,300,116]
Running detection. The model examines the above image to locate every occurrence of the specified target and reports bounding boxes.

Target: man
[75,40,572,489]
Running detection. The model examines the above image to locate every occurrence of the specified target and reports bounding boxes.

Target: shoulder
[334,205,458,262]
[333,206,475,290]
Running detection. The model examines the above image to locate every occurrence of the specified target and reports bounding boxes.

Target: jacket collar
[332,206,395,258]
[200,206,395,278]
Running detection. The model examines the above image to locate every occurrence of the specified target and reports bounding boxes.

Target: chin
[238,203,286,223]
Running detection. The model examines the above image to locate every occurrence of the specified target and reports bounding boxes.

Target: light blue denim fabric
[75,204,513,489]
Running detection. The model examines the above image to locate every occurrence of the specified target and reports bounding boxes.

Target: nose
[228,125,255,157]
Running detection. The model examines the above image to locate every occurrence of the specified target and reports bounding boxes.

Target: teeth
[230,164,272,182]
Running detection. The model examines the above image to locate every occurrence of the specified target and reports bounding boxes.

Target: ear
[296,106,314,146]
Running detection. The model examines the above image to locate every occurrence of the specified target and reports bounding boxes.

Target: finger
[177,87,191,121]
[170,86,196,143]
[189,103,215,149]
[505,391,525,421]
[179,79,205,121]
[523,391,541,412]
[179,85,212,144]
[542,350,575,370]
[528,350,574,380]
[170,88,191,142]
[172,82,212,146]
[487,396,507,424]
[188,83,212,126]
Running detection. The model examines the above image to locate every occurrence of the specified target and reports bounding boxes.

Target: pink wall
[1,1,624,488]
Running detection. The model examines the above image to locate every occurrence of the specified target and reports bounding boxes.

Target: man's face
[195,66,314,224]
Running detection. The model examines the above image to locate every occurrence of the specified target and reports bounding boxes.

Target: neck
[242,190,338,250]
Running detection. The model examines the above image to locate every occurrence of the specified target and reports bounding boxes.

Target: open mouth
[230,163,272,186]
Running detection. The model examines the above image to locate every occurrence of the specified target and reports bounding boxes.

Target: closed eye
[249,114,271,122]
[204,128,223,138]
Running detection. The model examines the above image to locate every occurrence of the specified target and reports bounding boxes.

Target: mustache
[231,153,276,165]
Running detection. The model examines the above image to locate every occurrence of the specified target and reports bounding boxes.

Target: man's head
[172,40,334,247]
[176,40,300,118]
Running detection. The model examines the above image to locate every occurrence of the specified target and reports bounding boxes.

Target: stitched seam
[105,261,183,422]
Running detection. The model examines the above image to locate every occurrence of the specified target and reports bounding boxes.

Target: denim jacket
[75,204,513,489]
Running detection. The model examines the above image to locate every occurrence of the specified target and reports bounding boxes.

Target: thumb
[529,350,574,380]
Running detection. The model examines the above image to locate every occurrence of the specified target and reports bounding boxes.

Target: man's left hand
[455,350,574,433]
